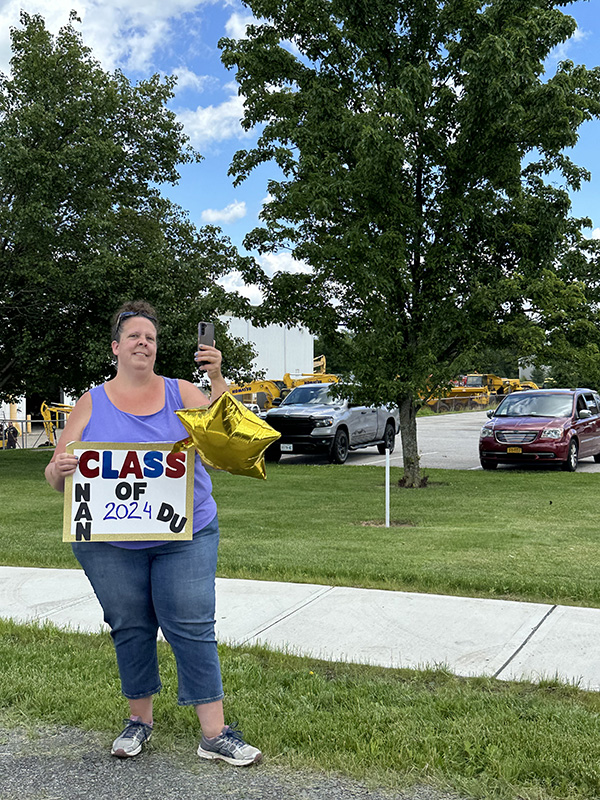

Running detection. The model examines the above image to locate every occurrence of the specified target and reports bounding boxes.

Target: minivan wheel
[562,439,578,472]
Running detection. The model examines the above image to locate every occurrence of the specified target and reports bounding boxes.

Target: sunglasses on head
[115,311,157,332]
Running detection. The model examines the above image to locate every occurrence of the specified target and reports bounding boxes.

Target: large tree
[220,0,600,486]
[0,12,257,404]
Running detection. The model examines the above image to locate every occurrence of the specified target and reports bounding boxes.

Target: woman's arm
[45,392,93,493]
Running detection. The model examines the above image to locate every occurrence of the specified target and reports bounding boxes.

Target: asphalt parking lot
[277,410,600,472]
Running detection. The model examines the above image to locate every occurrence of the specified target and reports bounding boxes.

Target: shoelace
[121,719,151,739]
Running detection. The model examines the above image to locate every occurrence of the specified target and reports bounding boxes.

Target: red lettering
[119,450,144,479]
[165,451,186,478]
[79,451,100,478]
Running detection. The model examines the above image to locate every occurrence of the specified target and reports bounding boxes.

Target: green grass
[2,618,600,800]
[4,449,600,798]
[3,449,600,606]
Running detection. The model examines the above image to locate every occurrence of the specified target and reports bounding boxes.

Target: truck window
[465,376,484,387]
[281,385,336,406]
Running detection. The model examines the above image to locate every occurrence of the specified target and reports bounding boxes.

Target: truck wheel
[264,445,281,463]
[377,422,396,455]
[329,429,349,464]
[562,439,578,472]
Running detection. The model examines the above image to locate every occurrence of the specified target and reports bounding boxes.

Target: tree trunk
[398,395,424,488]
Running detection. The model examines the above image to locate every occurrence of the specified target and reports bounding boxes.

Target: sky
[1,0,599,304]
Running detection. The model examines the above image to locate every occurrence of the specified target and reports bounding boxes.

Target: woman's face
[112,315,158,371]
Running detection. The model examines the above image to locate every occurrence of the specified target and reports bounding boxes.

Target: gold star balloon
[172,392,281,479]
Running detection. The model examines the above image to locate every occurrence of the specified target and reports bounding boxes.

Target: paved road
[278,410,600,472]
[35,411,600,472]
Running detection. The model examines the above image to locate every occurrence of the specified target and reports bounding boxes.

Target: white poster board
[63,442,194,542]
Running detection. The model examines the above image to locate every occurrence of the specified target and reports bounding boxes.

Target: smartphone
[197,322,215,367]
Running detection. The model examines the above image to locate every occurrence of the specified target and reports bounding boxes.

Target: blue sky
[1,0,599,302]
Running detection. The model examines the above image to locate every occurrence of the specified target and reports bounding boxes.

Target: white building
[223,315,314,380]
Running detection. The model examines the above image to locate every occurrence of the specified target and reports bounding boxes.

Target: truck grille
[496,431,538,444]
[267,417,315,435]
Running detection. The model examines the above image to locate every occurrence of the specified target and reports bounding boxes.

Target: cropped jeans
[72,515,223,706]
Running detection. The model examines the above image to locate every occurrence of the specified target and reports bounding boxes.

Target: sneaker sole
[197,745,262,766]
[112,746,143,758]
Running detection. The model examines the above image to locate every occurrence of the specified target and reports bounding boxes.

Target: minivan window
[495,393,573,418]
[584,393,598,414]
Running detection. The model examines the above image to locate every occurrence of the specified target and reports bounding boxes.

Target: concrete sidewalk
[2,565,600,690]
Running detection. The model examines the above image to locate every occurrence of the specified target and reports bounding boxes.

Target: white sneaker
[197,725,262,766]
[111,718,153,758]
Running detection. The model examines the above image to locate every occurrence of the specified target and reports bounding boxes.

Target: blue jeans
[72,515,223,706]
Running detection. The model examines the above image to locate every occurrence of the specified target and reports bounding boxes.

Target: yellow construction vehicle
[426,373,539,412]
[518,380,540,391]
[313,354,327,374]
[228,373,338,411]
[40,401,74,446]
[462,373,539,394]
[462,373,516,395]
[282,372,338,390]
[227,380,287,411]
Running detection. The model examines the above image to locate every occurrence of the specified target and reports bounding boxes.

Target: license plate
[506,446,522,454]
[280,443,293,452]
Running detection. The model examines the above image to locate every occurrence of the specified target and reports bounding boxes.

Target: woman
[45,301,261,766]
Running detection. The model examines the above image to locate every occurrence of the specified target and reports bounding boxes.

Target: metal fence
[0,417,56,450]
[426,395,502,414]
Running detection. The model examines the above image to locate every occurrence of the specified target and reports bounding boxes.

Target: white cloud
[176,88,251,147]
[0,0,213,75]
[225,11,256,40]
[218,272,263,305]
[591,228,600,240]
[201,200,247,224]
[258,251,312,277]
[172,66,216,93]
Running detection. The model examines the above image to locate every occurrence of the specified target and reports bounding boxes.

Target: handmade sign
[173,392,281,480]
[63,442,194,542]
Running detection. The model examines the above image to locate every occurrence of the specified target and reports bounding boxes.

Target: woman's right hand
[53,452,79,477]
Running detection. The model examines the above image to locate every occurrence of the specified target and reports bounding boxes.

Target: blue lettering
[143,451,164,478]
[101,451,119,479]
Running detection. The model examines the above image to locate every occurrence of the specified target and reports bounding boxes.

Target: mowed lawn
[4,449,600,799]
[2,448,600,607]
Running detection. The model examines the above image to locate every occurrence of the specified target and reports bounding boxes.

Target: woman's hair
[111,301,159,342]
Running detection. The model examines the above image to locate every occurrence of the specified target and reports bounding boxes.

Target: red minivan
[479,389,600,471]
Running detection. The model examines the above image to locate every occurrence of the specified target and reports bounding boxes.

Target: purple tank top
[81,377,217,548]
